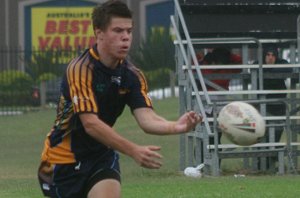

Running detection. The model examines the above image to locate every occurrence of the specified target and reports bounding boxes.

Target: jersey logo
[111,76,121,86]
[72,96,90,104]
[96,84,106,93]
[73,96,78,105]
[118,88,130,95]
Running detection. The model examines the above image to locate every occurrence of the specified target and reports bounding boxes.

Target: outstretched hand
[174,111,202,133]
[132,145,163,169]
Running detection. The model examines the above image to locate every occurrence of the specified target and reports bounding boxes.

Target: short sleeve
[126,68,153,110]
[66,56,98,114]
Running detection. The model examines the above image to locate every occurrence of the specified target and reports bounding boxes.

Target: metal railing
[172,0,300,174]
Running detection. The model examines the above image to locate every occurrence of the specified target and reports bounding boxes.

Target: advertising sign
[31,7,95,50]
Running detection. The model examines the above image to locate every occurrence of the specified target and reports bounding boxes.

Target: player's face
[96,17,133,60]
[265,52,276,64]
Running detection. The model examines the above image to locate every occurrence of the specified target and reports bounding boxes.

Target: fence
[0,47,83,114]
[0,46,177,115]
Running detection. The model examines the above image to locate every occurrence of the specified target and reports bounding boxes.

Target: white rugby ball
[217,101,265,146]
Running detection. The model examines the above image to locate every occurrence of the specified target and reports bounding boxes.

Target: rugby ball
[217,101,265,146]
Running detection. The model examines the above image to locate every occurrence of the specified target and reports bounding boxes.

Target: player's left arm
[133,108,202,135]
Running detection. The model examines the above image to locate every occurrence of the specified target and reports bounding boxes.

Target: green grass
[1,97,300,197]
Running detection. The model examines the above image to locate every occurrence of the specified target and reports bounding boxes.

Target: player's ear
[94,29,103,40]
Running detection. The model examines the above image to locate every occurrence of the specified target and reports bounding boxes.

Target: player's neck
[100,56,120,69]
[97,48,119,69]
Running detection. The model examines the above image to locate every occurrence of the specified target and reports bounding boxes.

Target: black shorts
[38,150,120,198]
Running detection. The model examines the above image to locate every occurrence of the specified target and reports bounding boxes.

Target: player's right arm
[79,113,163,169]
[67,52,162,169]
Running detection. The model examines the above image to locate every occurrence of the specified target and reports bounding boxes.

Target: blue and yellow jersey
[41,45,153,164]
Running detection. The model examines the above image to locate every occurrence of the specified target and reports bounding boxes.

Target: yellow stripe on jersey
[81,65,92,112]
[89,48,100,60]
[41,130,76,164]
[136,69,152,107]
[67,53,98,113]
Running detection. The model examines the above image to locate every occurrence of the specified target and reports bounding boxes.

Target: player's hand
[132,145,163,169]
[175,111,202,133]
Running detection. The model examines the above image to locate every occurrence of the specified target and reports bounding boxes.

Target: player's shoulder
[122,60,149,87]
[124,60,144,77]
[67,49,92,71]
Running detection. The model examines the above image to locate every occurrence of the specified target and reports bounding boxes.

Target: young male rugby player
[38,1,202,197]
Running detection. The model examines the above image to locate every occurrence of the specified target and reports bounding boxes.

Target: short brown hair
[92,0,132,31]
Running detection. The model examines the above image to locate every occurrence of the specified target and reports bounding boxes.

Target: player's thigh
[87,179,121,198]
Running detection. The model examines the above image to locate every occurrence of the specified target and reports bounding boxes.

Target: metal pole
[173,0,211,104]
[297,16,300,64]
[5,0,10,70]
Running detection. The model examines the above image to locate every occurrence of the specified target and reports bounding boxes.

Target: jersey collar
[89,44,125,66]
[89,44,100,60]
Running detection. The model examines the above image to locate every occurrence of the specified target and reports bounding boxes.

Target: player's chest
[92,71,130,101]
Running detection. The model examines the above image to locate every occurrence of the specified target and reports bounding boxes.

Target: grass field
[1,97,300,197]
